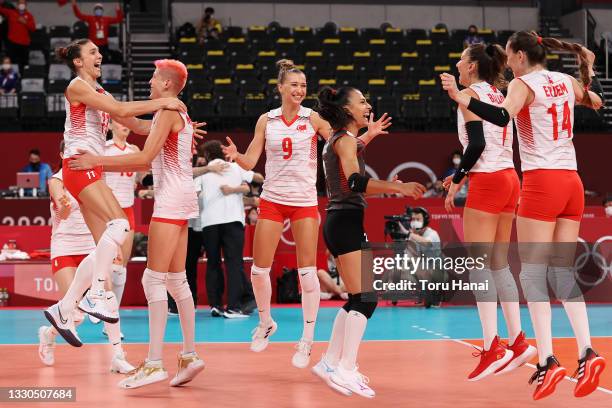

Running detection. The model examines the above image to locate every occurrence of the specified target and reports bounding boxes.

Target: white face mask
[18,4,26,12]
[606,206,612,217]
[452,157,461,166]
[2,64,10,71]
[410,220,423,230]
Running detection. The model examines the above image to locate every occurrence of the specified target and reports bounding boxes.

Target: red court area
[3,340,610,408]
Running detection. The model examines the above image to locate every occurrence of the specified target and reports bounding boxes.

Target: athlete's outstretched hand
[367,112,392,139]
[193,121,207,140]
[160,97,187,113]
[397,182,426,199]
[442,175,453,190]
[222,136,238,161]
[68,149,98,170]
[440,73,460,101]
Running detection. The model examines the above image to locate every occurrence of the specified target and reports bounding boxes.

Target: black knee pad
[342,293,356,312]
[349,292,378,319]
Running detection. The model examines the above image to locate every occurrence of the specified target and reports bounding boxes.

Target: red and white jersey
[63,76,111,158]
[151,111,198,220]
[103,140,137,208]
[457,81,515,173]
[261,106,318,207]
[50,170,96,259]
[516,70,577,171]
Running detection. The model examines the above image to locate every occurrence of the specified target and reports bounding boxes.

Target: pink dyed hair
[154,59,188,92]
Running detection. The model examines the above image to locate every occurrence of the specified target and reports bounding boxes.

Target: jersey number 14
[547,101,572,140]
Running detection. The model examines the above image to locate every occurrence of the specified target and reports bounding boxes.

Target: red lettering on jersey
[487,93,505,104]
[297,124,307,131]
[543,82,568,98]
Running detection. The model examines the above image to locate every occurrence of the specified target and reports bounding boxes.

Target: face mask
[411,220,423,230]
[94,9,103,16]
[606,206,612,217]
[452,157,461,166]
[18,4,26,12]
[2,64,10,71]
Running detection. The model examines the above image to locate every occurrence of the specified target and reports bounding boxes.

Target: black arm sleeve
[452,121,486,184]
[589,76,606,106]
[467,97,511,127]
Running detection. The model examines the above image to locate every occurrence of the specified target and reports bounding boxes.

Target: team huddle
[38,30,606,400]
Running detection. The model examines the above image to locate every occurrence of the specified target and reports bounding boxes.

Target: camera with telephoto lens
[384,207,413,241]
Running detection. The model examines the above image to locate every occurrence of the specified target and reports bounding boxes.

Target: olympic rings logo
[574,236,612,286]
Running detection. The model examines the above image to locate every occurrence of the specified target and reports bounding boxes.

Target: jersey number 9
[282,137,292,160]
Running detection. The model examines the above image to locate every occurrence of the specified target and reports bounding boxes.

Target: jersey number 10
[547,101,572,140]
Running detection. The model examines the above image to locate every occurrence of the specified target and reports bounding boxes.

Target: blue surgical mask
[94,8,103,17]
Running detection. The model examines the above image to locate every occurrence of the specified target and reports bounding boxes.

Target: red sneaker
[529,355,566,400]
[468,336,514,381]
[573,347,606,398]
[495,331,537,375]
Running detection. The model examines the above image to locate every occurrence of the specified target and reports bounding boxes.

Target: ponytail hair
[315,86,356,131]
[55,38,91,72]
[276,59,304,84]
[508,30,594,106]
[466,43,508,89]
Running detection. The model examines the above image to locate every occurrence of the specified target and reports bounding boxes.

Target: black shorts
[323,209,367,257]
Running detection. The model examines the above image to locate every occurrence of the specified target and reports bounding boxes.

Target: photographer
[408,207,440,248]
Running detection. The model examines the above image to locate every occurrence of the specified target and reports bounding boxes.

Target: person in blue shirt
[21,148,53,194]
[0,56,20,94]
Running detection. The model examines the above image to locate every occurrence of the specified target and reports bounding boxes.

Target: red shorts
[151,217,188,226]
[51,254,88,274]
[518,169,584,222]
[258,198,319,223]
[465,168,520,214]
[123,206,135,230]
[62,158,103,202]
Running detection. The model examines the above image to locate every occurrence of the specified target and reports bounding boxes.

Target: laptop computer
[16,172,40,189]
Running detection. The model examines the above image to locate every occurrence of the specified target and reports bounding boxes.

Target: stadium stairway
[129,34,172,100]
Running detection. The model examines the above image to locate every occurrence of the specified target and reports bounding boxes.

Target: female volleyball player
[313,86,426,398]
[70,59,204,389]
[223,59,391,368]
[38,141,134,373]
[441,31,606,400]
[44,38,190,347]
[444,43,536,381]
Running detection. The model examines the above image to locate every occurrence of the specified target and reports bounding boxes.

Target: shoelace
[126,361,146,377]
[471,345,486,359]
[295,341,312,354]
[528,368,546,385]
[353,366,370,385]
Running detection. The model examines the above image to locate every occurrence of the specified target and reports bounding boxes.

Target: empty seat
[47,93,66,117]
[28,50,46,66]
[47,79,70,93]
[101,64,122,83]
[48,64,71,81]
[20,93,46,119]
[22,65,46,79]
[50,37,72,50]
[49,25,71,38]
[0,94,19,119]
[21,78,45,93]
[216,95,242,117]
[188,93,214,117]
[244,94,268,117]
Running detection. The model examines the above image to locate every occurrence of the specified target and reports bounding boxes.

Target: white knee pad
[141,268,168,304]
[547,266,583,301]
[105,291,119,313]
[492,265,519,302]
[469,268,497,302]
[105,218,130,246]
[298,266,319,293]
[251,265,271,280]
[519,263,549,302]
[112,264,127,286]
[166,271,193,302]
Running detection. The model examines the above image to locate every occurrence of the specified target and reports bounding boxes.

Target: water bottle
[0,289,7,307]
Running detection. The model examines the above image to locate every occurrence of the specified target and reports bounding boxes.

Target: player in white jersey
[441,31,606,400]
[443,43,536,382]
[103,121,140,313]
[223,59,391,368]
[38,141,135,374]
[44,38,192,348]
[70,59,204,390]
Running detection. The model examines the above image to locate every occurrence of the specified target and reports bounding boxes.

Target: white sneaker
[110,351,135,374]
[43,303,82,347]
[250,320,277,352]
[38,326,56,366]
[88,314,101,325]
[320,292,333,300]
[331,364,375,399]
[78,290,119,323]
[103,328,125,340]
[118,360,168,389]
[169,352,206,386]
[312,358,353,396]
[292,339,313,368]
